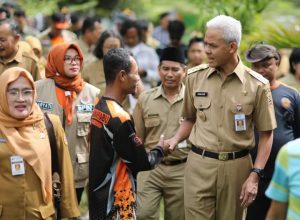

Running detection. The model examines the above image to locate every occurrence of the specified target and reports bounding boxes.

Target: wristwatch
[251,168,264,178]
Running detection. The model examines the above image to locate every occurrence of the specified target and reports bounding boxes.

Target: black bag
[44,113,61,220]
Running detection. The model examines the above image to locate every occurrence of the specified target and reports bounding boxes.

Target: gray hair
[206,15,242,46]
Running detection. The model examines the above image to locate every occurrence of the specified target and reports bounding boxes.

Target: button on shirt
[133,84,189,161]
[182,61,277,152]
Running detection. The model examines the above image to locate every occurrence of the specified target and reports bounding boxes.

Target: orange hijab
[0,67,52,203]
[45,43,85,124]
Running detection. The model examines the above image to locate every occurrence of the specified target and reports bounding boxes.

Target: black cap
[245,43,280,63]
[160,47,185,64]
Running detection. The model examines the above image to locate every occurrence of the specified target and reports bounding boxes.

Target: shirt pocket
[75,152,89,181]
[145,116,161,128]
[194,98,211,122]
[77,112,92,136]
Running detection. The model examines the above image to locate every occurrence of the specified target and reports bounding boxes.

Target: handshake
[157,134,179,154]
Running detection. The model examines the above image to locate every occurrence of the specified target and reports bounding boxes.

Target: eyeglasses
[7,89,34,98]
[64,56,81,65]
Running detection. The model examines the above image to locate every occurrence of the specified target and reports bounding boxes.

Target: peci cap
[245,43,280,63]
[160,47,185,64]
[51,12,69,29]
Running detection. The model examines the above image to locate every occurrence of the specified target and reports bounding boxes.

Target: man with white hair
[166,15,277,219]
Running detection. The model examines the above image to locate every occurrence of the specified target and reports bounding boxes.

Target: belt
[161,158,187,166]
[191,145,249,161]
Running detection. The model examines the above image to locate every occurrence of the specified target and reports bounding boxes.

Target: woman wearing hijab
[35,43,100,204]
[0,67,79,219]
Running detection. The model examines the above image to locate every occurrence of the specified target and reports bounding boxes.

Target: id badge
[10,155,25,176]
[234,113,246,132]
[178,140,187,149]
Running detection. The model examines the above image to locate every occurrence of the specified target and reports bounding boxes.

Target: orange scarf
[45,43,85,124]
[0,67,52,203]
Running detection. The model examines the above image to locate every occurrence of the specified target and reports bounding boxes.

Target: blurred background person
[153,12,171,48]
[280,47,300,91]
[38,12,77,57]
[13,9,40,38]
[70,12,83,38]
[186,36,206,69]
[0,19,40,80]
[245,43,300,220]
[77,16,102,65]
[120,19,160,89]
[35,43,100,206]
[0,67,80,219]
[25,35,47,78]
[138,19,160,49]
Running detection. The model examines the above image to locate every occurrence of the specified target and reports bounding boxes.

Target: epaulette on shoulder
[22,51,38,61]
[247,69,268,84]
[187,64,209,75]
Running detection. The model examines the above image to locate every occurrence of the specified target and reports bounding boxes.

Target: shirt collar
[206,58,245,84]
[0,46,22,64]
[153,83,185,102]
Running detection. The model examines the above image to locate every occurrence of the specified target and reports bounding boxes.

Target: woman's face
[63,48,81,78]
[6,76,34,119]
[103,37,121,56]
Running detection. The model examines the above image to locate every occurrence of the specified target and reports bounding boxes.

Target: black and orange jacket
[88,97,164,220]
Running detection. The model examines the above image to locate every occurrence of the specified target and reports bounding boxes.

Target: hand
[240,173,259,208]
[164,137,179,152]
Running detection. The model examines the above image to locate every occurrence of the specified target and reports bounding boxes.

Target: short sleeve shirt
[182,61,277,152]
[133,84,189,161]
[265,139,300,219]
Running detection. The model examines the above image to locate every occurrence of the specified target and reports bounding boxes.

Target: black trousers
[246,179,271,220]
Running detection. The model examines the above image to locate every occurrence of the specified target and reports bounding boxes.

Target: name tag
[0,137,6,143]
[178,140,187,149]
[76,104,94,112]
[195,92,208,97]
[37,101,53,111]
[11,155,25,176]
[235,114,246,132]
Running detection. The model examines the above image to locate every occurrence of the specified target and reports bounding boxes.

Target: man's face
[0,23,19,59]
[159,60,185,90]
[251,58,278,82]
[204,28,234,69]
[124,27,139,47]
[187,42,206,66]
[125,56,140,95]
[88,21,102,45]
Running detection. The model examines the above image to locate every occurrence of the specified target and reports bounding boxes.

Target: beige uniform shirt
[0,114,79,220]
[183,62,277,152]
[0,47,40,80]
[133,84,189,161]
[77,38,96,66]
[35,79,100,188]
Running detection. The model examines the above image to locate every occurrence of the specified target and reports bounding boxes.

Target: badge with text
[234,114,246,132]
[195,92,208,97]
[10,155,25,176]
[76,104,94,112]
[36,101,53,111]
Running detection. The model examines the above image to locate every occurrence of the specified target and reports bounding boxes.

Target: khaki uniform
[77,38,96,66]
[279,73,300,92]
[82,58,131,112]
[38,28,77,57]
[183,62,276,220]
[0,114,80,220]
[133,85,188,220]
[35,79,100,189]
[0,47,41,80]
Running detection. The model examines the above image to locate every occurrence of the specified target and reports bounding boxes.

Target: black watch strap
[251,168,264,178]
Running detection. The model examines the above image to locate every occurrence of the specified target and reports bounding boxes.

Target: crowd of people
[0,2,300,220]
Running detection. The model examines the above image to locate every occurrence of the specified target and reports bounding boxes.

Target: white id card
[178,140,188,149]
[234,113,246,131]
[10,155,25,176]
